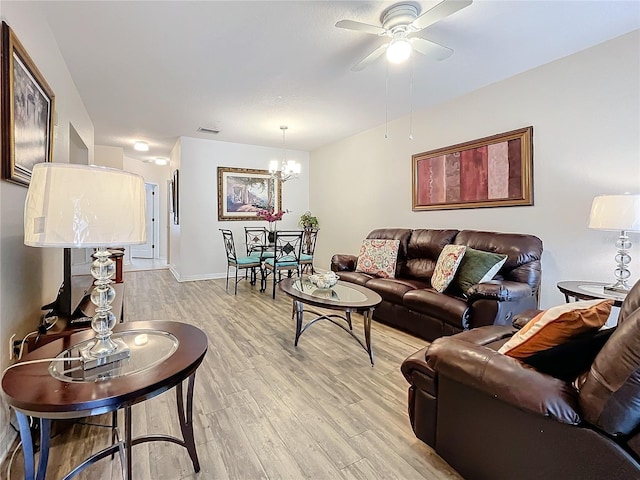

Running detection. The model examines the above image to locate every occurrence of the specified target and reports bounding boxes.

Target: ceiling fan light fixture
[386,38,411,64]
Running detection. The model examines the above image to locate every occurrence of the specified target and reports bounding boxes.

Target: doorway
[131,183,158,259]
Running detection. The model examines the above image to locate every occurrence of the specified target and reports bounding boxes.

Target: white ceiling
[32,0,640,162]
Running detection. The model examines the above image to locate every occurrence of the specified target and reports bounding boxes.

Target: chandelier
[269,126,300,183]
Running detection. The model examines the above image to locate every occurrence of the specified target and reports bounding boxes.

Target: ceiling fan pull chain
[409,55,414,140]
[385,60,389,139]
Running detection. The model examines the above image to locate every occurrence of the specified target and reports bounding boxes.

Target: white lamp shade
[24,163,147,248]
[588,194,640,232]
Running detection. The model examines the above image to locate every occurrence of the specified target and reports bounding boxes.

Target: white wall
[311,30,640,309]
[0,1,94,460]
[171,136,310,281]
[94,144,124,169]
[123,156,170,260]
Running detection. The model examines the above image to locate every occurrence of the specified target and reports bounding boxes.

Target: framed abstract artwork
[412,127,533,211]
[1,21,55,186]
[217,167,282,221]
[171,169,179,225]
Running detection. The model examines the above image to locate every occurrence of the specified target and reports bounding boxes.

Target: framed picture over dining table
[217,167,282,221]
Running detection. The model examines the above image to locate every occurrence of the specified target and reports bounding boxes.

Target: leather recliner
[401,281,640,480]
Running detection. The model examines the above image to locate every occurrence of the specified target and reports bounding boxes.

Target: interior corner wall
[310,30,640,309]
[0,1,94,461]
[94,145,124,169]
[123,156,170,260]
[170,136,310,281]
[168,139,182,277]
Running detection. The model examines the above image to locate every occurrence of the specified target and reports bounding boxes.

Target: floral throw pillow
[355,239,400,278]
[431,245,467,293]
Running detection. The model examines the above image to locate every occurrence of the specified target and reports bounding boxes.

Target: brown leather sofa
[331,228,543,342]
[401,281,640,480]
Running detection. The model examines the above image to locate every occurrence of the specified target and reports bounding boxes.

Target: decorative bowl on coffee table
[308,272,339,289]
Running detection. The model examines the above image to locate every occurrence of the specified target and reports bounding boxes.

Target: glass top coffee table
[279,277,382,365]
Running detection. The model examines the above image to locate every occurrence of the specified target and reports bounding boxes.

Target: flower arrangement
[256,209,285,223]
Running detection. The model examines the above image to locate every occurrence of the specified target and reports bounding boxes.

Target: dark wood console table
[2,321,208,480]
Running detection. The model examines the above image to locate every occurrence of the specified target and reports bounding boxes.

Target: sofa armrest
[426,338,582,425]
[467,280,533,302]
[512,309,543,329]
[450,325,518,345]
[401,345,432,385]
[331,254,357,272]
[401,325,517,384]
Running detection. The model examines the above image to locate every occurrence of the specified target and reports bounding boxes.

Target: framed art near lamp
[412,127,533,211]
[217,167,282,221]
[1,21,55,186]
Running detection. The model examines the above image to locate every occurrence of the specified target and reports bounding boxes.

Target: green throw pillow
[454,247,508,293]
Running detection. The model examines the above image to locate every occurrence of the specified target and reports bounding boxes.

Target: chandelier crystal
[269,126,301,183]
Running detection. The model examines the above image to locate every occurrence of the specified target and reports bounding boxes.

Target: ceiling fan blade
[335,19,387,36]
[409,37,453,61]
[352,43,389,71]
[410,0,473,31]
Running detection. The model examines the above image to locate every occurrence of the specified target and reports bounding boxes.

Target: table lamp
[589,194,640,293]
[24,163,146,368]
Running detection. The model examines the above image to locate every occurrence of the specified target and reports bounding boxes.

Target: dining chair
[261,230,303,299]
[244,227,275,260]
[300,228,318,274]
[220,229,262,295]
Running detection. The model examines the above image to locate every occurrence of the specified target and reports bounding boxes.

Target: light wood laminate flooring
[4,270,461,480]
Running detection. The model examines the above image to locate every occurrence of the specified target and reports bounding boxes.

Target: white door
[131,183,156,258]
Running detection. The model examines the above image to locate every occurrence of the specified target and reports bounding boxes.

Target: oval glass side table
[1,321,208,480]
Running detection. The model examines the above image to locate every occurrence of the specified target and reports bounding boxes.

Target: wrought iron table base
[15,373,200,480]
[292,300,374,365]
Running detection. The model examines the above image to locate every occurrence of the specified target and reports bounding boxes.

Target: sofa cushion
[432,245,467,293]
[498,299,613,359]
[366,277,429,304]
[523,327,615,382]
[454,230,543,290]
[579,307,640,436]
[366,229,412,278]
[335,270,374,286]
[454,247,507,293]
[403,289,469,327]
[403,229,459,280]
[355,239,400,278]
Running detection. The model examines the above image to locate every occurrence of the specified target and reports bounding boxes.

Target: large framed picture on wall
[217,167,282,221]
[412,126,533,211]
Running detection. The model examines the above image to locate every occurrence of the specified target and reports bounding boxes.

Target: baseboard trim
[168,267,226,283]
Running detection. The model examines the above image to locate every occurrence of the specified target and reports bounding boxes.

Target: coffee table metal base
[16,373,200,480]
[293,300,374,365]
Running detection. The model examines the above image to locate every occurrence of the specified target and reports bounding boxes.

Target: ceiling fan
[336,0,472,71]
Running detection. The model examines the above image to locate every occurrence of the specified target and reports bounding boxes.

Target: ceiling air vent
[197,127,220,135]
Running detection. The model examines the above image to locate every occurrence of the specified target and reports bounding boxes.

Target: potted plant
[298,211,319,230]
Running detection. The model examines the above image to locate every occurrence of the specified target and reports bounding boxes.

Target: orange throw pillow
[498,299,614,359]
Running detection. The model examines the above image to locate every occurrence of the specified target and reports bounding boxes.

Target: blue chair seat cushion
[232,256,261,266]
[264,256,299,268]
[300,254,313,262]
[249,251,276,258]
